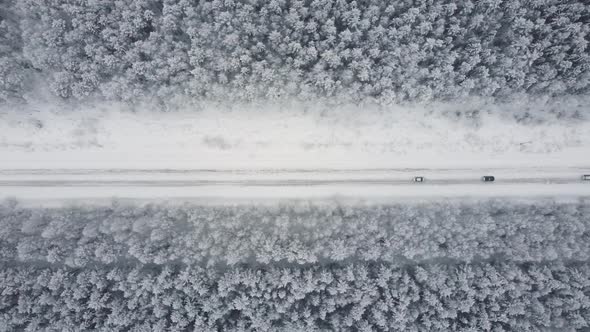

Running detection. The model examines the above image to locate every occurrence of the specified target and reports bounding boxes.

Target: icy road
[1,168,589,201]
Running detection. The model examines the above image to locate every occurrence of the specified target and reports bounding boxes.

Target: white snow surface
[1,100,589,170]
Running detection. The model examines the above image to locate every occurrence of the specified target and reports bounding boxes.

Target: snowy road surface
[2,104,590,203]
[1,168,589,201]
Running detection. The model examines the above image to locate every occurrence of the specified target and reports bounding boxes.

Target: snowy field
[2,100,590,171]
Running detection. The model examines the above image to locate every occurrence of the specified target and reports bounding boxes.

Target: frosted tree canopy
[1,0,588,104]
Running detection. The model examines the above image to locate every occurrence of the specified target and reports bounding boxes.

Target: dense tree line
[2,261,590,331]
[0,0,25,103]
[0,0,588,104]
[1,199,589,267]
[2,199,590,330]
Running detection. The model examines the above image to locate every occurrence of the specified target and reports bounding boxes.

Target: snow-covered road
[1,168,589,201]
[2,103,589,202]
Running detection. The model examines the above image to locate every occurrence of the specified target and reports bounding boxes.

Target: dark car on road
[482,176,495,182]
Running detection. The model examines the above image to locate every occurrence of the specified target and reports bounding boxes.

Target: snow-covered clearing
[1,101,589,170]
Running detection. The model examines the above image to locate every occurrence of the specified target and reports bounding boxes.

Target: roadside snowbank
[5,183,590,202]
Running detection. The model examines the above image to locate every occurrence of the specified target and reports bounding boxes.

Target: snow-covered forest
[2,0,590,330]
[2,199,590,330]
[1,0,589,104]
[2,199,590,267]
[4,260,590,331]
